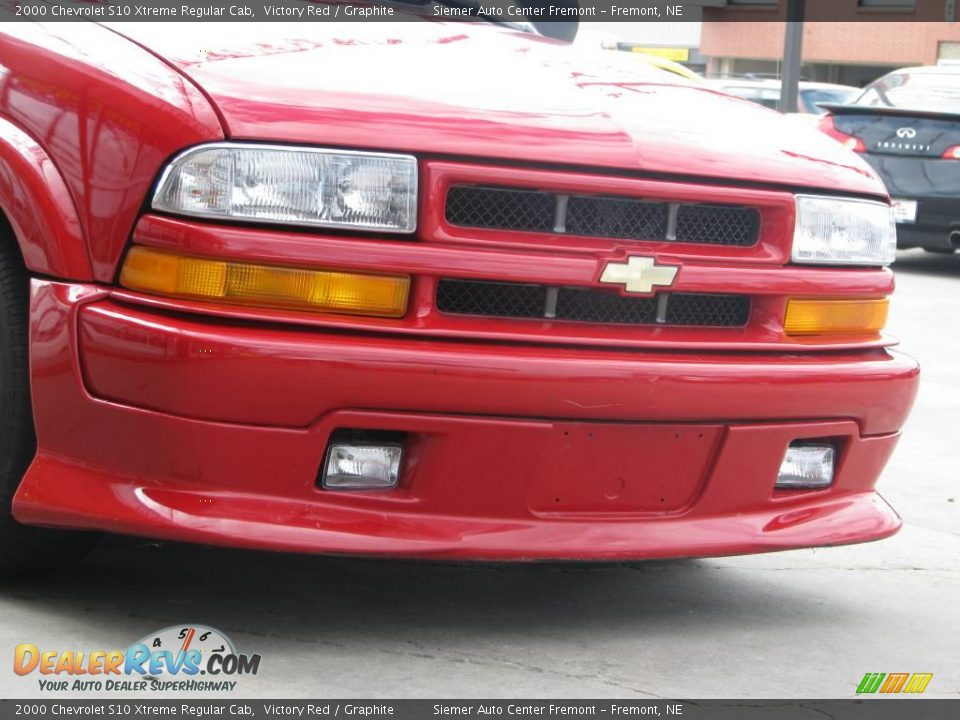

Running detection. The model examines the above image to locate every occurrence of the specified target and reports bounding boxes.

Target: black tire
[0,233,96,575]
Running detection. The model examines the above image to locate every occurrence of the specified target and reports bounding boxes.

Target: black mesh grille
[445,186,555,233]
[436,280,749,328]
[555,287,657,324]
[436,280,547,319]
[675,205,760,247]
[566,196,667,240]
[665,293,751,327]
[445,186,760,247]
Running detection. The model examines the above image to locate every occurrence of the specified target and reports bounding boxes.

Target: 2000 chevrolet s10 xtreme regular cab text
[0,16,919,573]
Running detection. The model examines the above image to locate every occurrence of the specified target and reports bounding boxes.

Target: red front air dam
[13,280,918,561]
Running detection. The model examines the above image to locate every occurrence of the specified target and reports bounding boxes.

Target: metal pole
[780,0,805,113]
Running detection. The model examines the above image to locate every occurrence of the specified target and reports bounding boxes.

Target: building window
[858,0,916,7]
[940,42,960,61]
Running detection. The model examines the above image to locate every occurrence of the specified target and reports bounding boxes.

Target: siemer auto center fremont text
[433,705,673,716]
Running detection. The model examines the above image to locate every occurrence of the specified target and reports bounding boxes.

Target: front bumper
[14,280,919,561]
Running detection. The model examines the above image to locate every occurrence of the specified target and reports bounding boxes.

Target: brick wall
[702,2,960,66]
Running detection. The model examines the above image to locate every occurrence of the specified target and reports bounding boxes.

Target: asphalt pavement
[0,249,956,699]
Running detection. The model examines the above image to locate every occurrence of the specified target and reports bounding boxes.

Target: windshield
[854,70,960,112]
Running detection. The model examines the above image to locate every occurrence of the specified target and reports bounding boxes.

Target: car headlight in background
[792,195,896,266]
[152,144,418,233]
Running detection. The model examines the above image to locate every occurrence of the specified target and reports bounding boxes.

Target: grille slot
[445,185,760,247]
[435,279,547,319]
[555,287,658,324]
[446,186,555,233]
[436,280,750,328]
[566,196,667,240]
[665,293,751,327]
[675,204,760,247]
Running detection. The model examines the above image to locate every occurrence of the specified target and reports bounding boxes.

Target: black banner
[0,0,957,23]
[1,701,959,720]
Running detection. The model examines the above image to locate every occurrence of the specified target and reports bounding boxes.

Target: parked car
[818,65,960,253]
[0,17,917,573]
[709,77,859,115]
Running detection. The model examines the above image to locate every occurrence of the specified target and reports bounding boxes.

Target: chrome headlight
[152,144,418,233]
[792,195,896,266]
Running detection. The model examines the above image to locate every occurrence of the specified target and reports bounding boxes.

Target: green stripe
[856,673,885,694]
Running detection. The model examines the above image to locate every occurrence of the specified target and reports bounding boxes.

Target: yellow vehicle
[632,52,704,82]
[571,31,702,83]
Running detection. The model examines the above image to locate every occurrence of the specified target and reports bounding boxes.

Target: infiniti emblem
[896,127,917,139]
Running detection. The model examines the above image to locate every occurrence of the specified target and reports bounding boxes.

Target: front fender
[0,24,224,283]
[0,117,92,280]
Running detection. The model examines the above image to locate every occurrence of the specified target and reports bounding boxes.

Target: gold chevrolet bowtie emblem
[599,257,678,294]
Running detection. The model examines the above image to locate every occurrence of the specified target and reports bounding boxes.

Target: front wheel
[0,235,96,575]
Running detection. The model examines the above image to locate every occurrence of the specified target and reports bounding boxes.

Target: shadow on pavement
[893,248,960,277]
[0,535,860,648]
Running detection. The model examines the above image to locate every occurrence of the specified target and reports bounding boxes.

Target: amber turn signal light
[120,246,410,318]
[784,298,889,337]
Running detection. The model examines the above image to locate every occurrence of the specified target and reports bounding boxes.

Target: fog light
[776,444,835,489]
[322,444,403,490]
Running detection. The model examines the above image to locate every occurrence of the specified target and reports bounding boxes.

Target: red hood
[108,21,886,197]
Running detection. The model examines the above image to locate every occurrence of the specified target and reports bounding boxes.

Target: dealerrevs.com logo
[14,625,261,693]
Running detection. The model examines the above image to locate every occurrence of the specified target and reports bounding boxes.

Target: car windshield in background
[855,70,960,112]
[801,87,858,109]
[717,86,781,109]
[709,84,858,114]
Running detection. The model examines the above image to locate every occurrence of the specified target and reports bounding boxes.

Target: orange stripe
[880,673,909,693]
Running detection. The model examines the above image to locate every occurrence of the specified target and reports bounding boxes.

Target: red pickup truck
[0,19,918,573]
